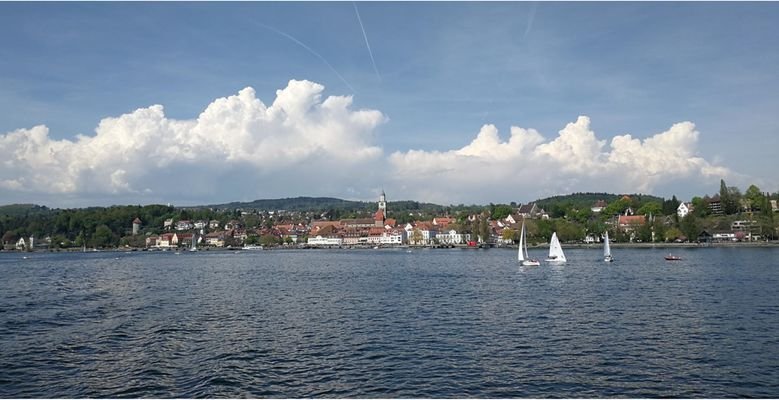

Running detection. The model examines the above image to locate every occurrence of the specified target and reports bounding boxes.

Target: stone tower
[132,217,142,235]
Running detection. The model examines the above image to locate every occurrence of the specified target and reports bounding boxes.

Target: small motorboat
[665,254,681,261]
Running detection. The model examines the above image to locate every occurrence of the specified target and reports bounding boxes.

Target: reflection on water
[1,247,778,397]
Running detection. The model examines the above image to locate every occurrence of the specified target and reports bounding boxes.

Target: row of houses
[139,195,777,248]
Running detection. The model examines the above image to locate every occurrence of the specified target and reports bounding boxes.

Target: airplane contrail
[523,2,538,41]
[254,22,357,93]
[353,2,382,83]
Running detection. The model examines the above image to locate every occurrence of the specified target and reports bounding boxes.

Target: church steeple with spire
[378,189,387,216]
[375,189,387,227]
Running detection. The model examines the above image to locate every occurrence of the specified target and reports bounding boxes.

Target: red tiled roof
[618,215,646,225]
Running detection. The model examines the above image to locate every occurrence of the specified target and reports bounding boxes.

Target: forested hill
[205,197,446,213]
[0,204,52,218]
[207,197,370,212]
[534,192,664,211]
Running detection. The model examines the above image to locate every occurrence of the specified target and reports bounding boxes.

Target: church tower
[378,190,387,216]
[375,190,387,228]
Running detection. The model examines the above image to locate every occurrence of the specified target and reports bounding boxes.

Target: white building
[379,230,405,245]
[435,229,471,245]
[404,223,437,245]
[713,232,737,241]
[307,236,343,246]
[677,202,694,218]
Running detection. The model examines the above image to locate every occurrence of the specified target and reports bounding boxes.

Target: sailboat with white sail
[603,231,613,262]
[545,232,566,263]
[189,234,198,252]
[518,221,540,266]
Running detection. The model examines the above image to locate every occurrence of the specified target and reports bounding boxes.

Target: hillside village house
[503,213,521,225]
[517,203,550,219]
[591,200,608,213]
[175,220,193,231]
[618,215,646,232]
[707,196,723,215]
[677,202,694,218]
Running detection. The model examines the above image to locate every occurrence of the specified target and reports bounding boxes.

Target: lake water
[1,247,778,397]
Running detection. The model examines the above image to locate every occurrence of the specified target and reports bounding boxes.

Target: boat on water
[665,254,681,261]
[545,232,567,263]
[189,234,198,252]
[603,231,614,262]
[518,221,540,266]
[242,245,263,250]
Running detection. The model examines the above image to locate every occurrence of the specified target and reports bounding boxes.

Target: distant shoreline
[4,240,779,253]
[547,241,779,249]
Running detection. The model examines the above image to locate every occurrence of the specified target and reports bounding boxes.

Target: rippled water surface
[2,247,779,397]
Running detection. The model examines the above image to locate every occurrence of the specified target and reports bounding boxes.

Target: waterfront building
[307,236,343,246]
[435,229,470,245]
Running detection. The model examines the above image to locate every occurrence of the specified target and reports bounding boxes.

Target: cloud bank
[388,116,731,204]
[0,80,733,207]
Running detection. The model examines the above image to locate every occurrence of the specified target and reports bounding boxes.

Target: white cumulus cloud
[0,80,386,206]
[0,79,737,207]
[388,116,733,204]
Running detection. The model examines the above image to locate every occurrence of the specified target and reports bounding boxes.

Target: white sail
[190,234,198,252]
[546,232,566,262]
[519,221,540,266]
[603,231,613,262]
[518,222,525,262]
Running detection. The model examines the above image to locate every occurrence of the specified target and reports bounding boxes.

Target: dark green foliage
[679,214,701,241]
[0,204,52,218]
[662,195,680,216]
[490,204,514,220]
[535,192,663,214]
[1,204,175,248]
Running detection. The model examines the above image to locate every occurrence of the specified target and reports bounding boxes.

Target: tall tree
[662,195,680,216]
[728,186,743,214]
[691,196,709,218]
[720,179,734,214]
[744,184,764,211]
[679,215,701,242]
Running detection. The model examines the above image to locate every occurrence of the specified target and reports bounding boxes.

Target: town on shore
[3,180,778,252]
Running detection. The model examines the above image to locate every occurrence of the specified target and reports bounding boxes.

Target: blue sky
[0,2,777,207]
